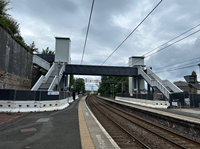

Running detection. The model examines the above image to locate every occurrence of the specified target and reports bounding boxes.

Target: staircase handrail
[138,67,170,99]
[58,63,65,82]
[162,79,183,93]
[31,75,45,91]
[48,76,57,91]
[44,63,56,81]
[147,67,162,83]
[48,63,65,91]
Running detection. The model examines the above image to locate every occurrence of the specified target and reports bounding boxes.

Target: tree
[74,78,86,94]
[69,75,74,88]
[41,47,55,54]
[0,0,10,18]
[0,0,20,36]
[29,41,39,54]
[98,76,129,95]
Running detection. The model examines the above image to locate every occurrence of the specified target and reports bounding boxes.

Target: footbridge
[31,37,182,101]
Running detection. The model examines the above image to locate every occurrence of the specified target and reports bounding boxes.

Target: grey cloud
[8,0,200,82]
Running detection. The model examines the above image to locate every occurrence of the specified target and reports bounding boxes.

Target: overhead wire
[125,23,200,66]
[81,0,95,65]
[152,64,198,74]
[100,0,163,65]
[127,28,200,67]
[153,56,200,70]
[154,60,200,73]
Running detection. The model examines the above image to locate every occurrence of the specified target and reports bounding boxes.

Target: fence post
[192,93,194,108]
[34,91,36,101]
[39,91,41,101]
[14,90,16,101]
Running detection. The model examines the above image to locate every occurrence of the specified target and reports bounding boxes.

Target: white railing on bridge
[138,67,170,100]
[162,79,183,93]
[33,55,50,71]
[147,67,183,93]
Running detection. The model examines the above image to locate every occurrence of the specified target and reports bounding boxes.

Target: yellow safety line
[78,97,95,149]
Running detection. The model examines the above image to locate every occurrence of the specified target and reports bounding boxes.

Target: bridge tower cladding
[129,56,145,94]
[0,26,32,90]
[55,37,71,89]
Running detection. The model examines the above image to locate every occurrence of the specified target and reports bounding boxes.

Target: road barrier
[11,101,39,112]
[58,98,69,110]
[0,101,14,112]
[38,100,60,112]
[0,89,79,113]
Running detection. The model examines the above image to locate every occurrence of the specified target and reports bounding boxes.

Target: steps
[138,67,183,100]
[31,63,65,91]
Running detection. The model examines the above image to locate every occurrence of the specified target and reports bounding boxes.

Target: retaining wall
[0,26,33,89]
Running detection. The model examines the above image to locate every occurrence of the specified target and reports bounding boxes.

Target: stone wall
[0,26,33,90]
[31,66,42,88]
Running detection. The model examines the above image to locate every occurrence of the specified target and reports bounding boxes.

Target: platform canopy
[65,64,138,76]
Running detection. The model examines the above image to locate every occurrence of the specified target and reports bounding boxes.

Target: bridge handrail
[33,55,50,70]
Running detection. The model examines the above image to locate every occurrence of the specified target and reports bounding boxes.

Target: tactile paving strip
[78,97,95,149]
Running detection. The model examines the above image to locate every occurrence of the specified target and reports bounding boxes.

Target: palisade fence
[170,92,200,108]
[0,89,76,101]
[101,92,200,108]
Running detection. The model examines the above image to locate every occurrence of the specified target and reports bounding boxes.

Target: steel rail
[96,97,200,149]
[89,97,151,149]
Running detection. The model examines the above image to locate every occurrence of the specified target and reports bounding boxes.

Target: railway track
[87,96,200,149]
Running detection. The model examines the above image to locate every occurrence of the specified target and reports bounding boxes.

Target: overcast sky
[8,0,200,90]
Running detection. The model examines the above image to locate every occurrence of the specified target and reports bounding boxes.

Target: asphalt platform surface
[0,98,82,149]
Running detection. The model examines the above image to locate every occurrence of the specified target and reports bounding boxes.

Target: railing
[31,75,45,91]
[138,67,170,100]
[31,63,56,91]
[147,67,182,93]
[162,79,183,93]
[33,55,50,71]
[48,76,57,91]
[48,63,65,91]
[44,63,56,81]
[147,67,162,83]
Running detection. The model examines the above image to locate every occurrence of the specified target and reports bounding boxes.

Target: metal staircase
[138,67,183,100]
[31,62,65,91]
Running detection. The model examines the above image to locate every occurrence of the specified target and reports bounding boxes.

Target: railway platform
[1,95,200,149]
[0,96,119,149]
[100,96,200,124]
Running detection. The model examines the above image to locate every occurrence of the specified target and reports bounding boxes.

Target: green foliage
[74,78,86,94]
[69,75,74,88]
[90,93,97,96]
[98,76,128,95]
[41,47,55,54]
[28,41,39,54]
[0,0,10,17]
[0,0,33,54]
